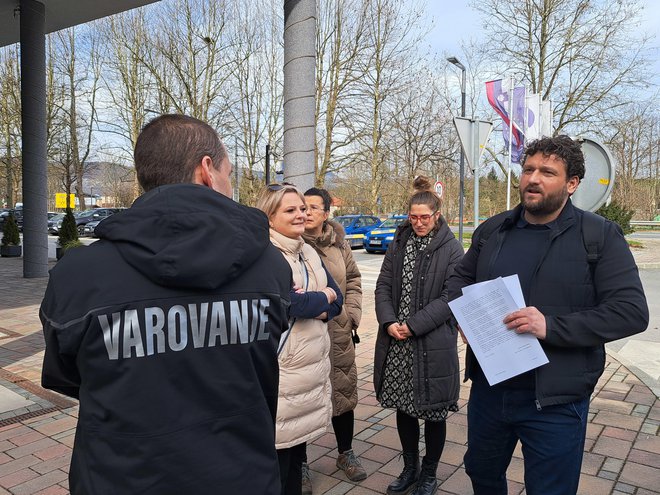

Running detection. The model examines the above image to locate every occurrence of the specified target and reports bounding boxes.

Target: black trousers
[277,442,306,495]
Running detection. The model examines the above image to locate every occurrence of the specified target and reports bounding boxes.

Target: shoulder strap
[581,211,606,276]
[476,216,505,251]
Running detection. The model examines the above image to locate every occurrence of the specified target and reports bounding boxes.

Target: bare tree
[353,0,427,212]
[473,0,651,133]
[144,0,233,125]
[49,27,100,209]
[0,46,21,208]
[603,99,660,217]
[97,10,153,200]
[226,0,283,204]
[314,0,369,186]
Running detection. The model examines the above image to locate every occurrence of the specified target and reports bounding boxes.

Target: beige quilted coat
[270,229,332,449]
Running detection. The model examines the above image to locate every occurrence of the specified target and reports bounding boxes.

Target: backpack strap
[475,215,506,251]
[581,211,606,278]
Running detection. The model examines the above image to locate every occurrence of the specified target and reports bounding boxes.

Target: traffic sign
[434,180,444,198]
[453,117,493,172]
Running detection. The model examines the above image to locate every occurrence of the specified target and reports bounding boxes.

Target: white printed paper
[449,276,549,385]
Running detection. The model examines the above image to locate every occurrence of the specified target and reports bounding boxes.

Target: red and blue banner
[485,79,526,163]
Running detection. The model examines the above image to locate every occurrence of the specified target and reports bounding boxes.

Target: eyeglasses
[408,212,437,223]
[307,204,327,213]
[267,182,296,191]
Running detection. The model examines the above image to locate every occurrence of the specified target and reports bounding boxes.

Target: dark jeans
[277,442,306,495]
[465,378,589,495]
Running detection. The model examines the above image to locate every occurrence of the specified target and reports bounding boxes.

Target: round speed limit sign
[434,180,444,198]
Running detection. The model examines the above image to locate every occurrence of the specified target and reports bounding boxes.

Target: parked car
[0,209,22,230]
[74,208,124,235]
[49,208,124,235]
[363,215,408,253]
[48,213,66,234]
[82,219,103,238]
[334,214,381,248]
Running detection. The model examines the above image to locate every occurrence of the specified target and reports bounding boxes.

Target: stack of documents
[448,275,548,385]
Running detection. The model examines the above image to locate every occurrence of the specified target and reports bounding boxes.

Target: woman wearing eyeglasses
[300,188,366,494]
[256,183,343,495]
[373,176,464,495]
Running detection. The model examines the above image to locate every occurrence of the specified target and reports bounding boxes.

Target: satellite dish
[571,137,616,213]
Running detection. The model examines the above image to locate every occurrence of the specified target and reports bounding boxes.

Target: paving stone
[0,467,39,489]
[592,410,645,431]
[8,431,45,448]
[602,457,624,473]
[601,426,637,442]
[30,455,70,475]
[5,438,58,460]
[0,456,39,478]
[33,485,69,495]
[633,433,660,454]
[360,444,397,464]
[9,469,67,495]
[32,417,77,437]
[619,461,660,491]
[576,473,614,494]
[590,397,635,415]
[613,481,637,494]
[580,452,605,475]
[592,435,633,460]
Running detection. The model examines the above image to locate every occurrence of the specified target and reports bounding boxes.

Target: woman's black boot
[386,451,419,495]
[410,457,438,495]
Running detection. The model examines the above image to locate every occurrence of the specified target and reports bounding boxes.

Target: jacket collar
[502,199,577,233]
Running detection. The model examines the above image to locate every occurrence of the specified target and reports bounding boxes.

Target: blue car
[363,215,408,253]
[334,214,381,248]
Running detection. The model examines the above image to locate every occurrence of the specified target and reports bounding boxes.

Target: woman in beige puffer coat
[300,188,366,492]
[256,183,343,495]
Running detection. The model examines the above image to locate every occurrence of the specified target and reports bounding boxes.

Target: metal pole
[459,68,466,243]
[265,143,271,185]
[473,119,480,228]
[447,57,467,243]
[506,77,514,210]
[20,0,48,277]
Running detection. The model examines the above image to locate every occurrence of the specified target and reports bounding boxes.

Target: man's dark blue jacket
[447,200,648,408]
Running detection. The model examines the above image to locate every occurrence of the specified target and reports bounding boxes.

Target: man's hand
[503,307,546,340]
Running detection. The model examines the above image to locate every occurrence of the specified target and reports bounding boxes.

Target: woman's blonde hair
[255,183,306,218]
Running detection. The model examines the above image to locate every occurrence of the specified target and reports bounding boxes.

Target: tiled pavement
[0,255,658,494]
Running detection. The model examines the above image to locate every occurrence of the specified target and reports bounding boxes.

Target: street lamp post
[447,56,466,244]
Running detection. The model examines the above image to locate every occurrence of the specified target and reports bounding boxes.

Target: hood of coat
[95,184,271,290]
[302,219,345,249]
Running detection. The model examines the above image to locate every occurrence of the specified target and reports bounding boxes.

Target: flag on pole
[485,79,525,162]
[540,99,553,137]
[526,93,541,141]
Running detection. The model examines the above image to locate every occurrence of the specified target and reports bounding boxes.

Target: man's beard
[520,184,568,217]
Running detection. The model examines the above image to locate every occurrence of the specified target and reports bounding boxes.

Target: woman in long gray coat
[374,176,464,495]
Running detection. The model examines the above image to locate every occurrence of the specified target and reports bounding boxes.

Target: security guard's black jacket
[41,184,292,495]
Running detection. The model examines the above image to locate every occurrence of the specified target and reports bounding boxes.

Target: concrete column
[283,0,316,192]
[20,0,48,277]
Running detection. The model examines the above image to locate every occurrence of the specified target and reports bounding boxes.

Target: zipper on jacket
[535,399,542,411]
